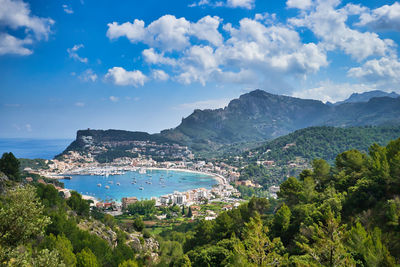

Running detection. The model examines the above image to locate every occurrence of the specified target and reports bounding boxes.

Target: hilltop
[61,89,400,157]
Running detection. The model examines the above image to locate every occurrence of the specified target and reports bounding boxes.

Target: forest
[0,137,400,266]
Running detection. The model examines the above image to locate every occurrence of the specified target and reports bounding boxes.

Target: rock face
[126,233,159,262]
[78,219,118,248]
[61,89,400,154]
[161,90,400,151]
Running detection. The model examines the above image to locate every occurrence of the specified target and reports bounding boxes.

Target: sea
[0,138,73,159]
[62,169,218,202]
[0,138,217,202]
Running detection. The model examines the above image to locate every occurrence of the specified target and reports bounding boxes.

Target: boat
[145,181,152,184]
[97,183,102,187]
[105,185,110,189]
[64,176,72,180]
[162,185,166,187]
[116,182,120,186]
[108,181,113,184]
[139,168,146,174]
[139,186,144,190]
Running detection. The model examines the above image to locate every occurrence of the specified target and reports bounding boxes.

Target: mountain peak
[336,90,399,105]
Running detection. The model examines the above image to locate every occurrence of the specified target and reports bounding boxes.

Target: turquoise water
[62,169,217,202]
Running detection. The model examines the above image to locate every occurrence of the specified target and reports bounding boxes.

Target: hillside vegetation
[250,125,400,164]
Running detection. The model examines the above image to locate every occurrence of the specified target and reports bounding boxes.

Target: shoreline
[64,167,227,204]
[146,167,226,186]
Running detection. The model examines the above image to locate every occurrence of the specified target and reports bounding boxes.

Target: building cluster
[154,182,240,207]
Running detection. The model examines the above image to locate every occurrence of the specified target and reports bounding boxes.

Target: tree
[67,191,90,216]
[0,185,51,247]
[187,206,193,218]
[238,213,286,266]
[347,223,396,267]
[273,204,291,237]
[296,209,355,267]
[46,234,77,267]
[312,159,331,190]
[0,152,20,181]
[118,259,139,267]
[76,248,99,267]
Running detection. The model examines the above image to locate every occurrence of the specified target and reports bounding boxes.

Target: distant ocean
[0,138,73,159]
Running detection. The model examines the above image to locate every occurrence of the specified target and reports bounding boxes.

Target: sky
[1,0,400,138]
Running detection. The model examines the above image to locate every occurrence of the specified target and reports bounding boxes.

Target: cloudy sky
[1,0,400,138]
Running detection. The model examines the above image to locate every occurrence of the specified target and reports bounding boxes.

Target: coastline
[63,167,227,204]
[146,167,227,186]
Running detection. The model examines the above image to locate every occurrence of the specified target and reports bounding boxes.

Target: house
[25,177,33,182]
[122,197,138,210]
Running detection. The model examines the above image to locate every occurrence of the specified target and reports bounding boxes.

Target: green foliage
[0,152,20,181]
[67,191,90,216]
[0,185,51,247]
[127,199,156,217]
[76,248,99,267]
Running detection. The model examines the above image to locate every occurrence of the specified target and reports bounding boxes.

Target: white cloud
[105,67,147,87]
[286,0,312,10]
[292,80,375,103]
[152,69,169,81]
[0,0,53,56]
[75,102,85,107]
[109,96,119,102]
[189,0,254,9]
[0,33,32,55]
[175,98,231,110]
[348,56,400,84]
[288,0,395,61]
[107,15,222,51]
[226,0,255,9]
[0,0,54,39]
[62,4,74,14]
[79,69,97,82]
[356,2,400,31]
[67,44,88,63]
[142,48,177,65]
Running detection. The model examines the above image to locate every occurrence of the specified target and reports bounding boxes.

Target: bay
[62,169,218,202]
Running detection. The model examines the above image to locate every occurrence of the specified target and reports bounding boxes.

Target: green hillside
[250,125,400,164]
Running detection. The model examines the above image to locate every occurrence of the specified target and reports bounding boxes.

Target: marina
[61,168,219,202]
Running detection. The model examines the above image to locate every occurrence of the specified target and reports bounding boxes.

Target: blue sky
[1,0,400,138]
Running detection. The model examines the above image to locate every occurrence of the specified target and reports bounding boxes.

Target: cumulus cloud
[356,2,400,31]
[142,48,177,65]
[189,0,254,9]
[106,0,400,98]
[107,15,222,51]
[286,0,312,10]
[152,69,169,81]
[226,0,255,9]
[0,0,54,55]
[79,69,97,82]
[0,33,32,55]
[288,0,395,61]
[105,67,147,87]
[292,80,375,103]
[67,44,88,63]
[62,4,74,14]
[348,56,400,84]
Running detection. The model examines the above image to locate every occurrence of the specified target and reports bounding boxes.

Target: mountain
[334,90,399,105]
[61,90,400,157]
[249,125,400,164]
[161,90,400,152]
